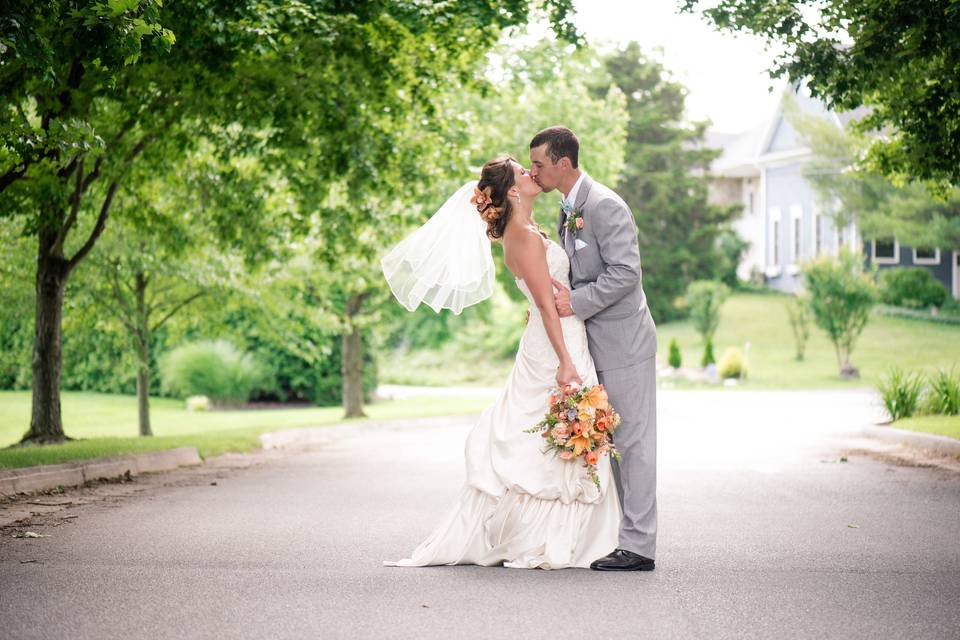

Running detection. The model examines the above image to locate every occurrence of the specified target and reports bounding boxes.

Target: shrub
[802,248,877,378]
[879,267,948,309]
[878,367,924,421]
[785,293,811,361]
[160,340,270,406]
[668,338,682,369]
[718,347,746,379]
[685,280,730,344]
[701,338,716,368]
[926,367,960,416]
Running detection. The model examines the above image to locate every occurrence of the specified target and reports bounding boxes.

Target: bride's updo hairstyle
[472,156,516,240]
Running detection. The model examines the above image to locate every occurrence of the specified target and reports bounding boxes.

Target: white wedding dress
[384,239,622,570]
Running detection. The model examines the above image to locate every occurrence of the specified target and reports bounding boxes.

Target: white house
[707,85,960,299]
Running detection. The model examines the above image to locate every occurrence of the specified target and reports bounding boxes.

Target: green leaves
[801,248,878,376]
[684,0,960,188]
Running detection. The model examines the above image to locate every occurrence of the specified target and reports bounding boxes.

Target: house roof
[704,83,869,179]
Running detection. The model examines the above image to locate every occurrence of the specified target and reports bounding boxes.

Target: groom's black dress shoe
[590,549,655,571]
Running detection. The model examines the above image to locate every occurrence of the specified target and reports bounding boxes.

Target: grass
[379,340,515,387]
[890,415,960,440]
[382,291,960,390]
[0,391,493,469]
[656,292,960,390]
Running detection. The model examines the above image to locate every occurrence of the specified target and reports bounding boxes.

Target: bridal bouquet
[524,383,622,490]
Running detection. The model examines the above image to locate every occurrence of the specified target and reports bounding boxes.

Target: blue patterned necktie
[560,200,574,254]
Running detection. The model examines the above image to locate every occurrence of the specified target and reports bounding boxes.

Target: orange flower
[567,433,592,456]
[470,186,492,208]
[585,450,599,465]
[580,385,608,410]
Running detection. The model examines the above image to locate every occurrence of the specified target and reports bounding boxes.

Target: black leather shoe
[590,548,655,571]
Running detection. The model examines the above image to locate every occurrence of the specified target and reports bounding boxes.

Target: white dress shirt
[563,171,587,212]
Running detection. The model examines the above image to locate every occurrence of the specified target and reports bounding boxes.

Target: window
[913,247,940,265]
[789,205,803,264]
[872,238,899,264]
[769,207,781,266]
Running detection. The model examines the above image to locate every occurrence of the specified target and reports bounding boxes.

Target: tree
[684,280,729,367]
[380,36,629,363]
[785,98,960,250]
[1,1,579,441]
[785,294,812,361]
[682,0,960,188]
[604,42,740,324]
[1,0,176,444]
[802,249,877,378]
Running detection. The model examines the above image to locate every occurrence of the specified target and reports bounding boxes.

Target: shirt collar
[563,171,586,208]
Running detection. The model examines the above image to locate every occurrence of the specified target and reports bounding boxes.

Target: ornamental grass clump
[878,367,924,421]
[160,340,269,407]
[926,367,960,416]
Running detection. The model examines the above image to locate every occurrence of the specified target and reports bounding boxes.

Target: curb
[0,447,202,496]
[860,424,960,456]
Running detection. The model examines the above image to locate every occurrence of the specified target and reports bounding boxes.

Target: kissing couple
[381,126,658,571]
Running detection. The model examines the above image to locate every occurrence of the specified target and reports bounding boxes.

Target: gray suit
[559,174,658,560]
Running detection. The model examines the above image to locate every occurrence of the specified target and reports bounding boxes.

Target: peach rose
[585,450,599,465]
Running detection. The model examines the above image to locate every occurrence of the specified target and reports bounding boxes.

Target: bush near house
[879,267,949,309]
[718,348,746,379]
[668,339,682,369]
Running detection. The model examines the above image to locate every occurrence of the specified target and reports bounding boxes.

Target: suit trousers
[598,354,657,559]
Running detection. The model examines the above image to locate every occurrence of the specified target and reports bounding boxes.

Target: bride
[380,156,621,570]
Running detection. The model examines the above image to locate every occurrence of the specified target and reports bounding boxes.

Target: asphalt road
[1,390,958,640]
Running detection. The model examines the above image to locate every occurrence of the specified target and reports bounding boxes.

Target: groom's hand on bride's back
[551,279,574,317]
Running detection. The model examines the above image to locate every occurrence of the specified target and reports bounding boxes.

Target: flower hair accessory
[471,185,502,222]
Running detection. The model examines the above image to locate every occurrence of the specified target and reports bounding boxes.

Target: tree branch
[106,262,138,333]
[66,135,152,273]
[50,157,85,259]
[151,291,206,331]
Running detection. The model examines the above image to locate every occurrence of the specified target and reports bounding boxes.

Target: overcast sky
[569,0,786,133]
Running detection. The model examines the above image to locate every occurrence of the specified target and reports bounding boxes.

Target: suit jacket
[558,175,657,371]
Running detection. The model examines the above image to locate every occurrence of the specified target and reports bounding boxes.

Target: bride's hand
[556,359,582,388]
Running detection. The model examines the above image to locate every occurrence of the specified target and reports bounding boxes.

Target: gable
[765,115,801,154]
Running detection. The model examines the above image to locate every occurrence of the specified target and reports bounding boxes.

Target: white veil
[381,180,495,315]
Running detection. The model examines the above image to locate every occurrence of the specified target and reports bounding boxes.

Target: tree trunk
[21,229,71,444]
[341,294,367,419]
[133,271,153,436]
[136,362,152,436]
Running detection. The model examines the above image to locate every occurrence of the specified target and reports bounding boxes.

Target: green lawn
[382,292,960,390]
[0,391,493,469]
[891,414,960,440]
[657,292,960,389]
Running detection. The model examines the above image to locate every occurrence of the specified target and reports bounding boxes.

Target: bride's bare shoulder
[503,224,546,253]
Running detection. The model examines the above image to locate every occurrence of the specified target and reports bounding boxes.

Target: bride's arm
[512,236,583,387]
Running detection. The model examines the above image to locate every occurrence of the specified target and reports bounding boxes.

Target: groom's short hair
[530,126,579,168]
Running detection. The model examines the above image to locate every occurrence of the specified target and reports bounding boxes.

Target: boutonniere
[565,207,585,233]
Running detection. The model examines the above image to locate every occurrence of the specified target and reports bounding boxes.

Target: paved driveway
[1,390,958,639]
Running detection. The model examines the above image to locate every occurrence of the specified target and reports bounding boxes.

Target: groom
[529,126,658,572]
